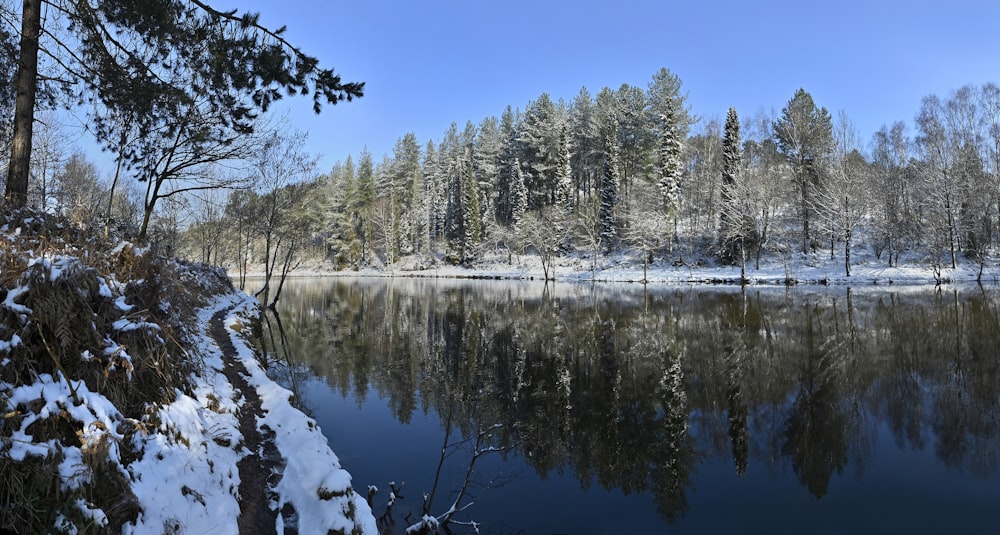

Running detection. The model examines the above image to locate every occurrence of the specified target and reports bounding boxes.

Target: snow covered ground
[0,212,375,533]
[235,247,1000,288]
[125,291,375,534]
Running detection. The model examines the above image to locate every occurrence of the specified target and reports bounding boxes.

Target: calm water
[261,278,1000,534]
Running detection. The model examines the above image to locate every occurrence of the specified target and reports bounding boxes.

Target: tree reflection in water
[264,279,1000,526]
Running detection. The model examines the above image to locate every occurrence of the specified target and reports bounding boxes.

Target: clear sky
[229,0,998,172]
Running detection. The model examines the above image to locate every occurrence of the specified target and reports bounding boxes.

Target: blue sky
[235,0,998,172]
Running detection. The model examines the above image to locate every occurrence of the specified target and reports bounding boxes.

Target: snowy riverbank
[125,291,375,533]
[0,210,375,534]
[232,248,1000,287]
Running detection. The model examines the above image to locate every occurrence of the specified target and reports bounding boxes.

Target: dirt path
[209,308,286,534]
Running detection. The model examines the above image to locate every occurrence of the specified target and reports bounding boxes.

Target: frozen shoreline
[229,250,1000,288]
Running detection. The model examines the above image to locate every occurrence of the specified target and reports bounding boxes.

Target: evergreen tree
[613,83,652,201]
[495,107,519,225]
[424,140,446,244]
[5,2,362,209]
[356,149,375,264]
[555,126,573,215]
[720,107,743,263]
[519,93,565,208]
[391,133,422,255]
[462,154,481,263]
[773,88,834,254]
[323,159,362,267]
[511,158,528,227]
[657,100,683,251]
[647,67,696,141]
[600,124,621,251]
[419,140,437,257]
[475,116,503,241]
[570,87,601,203]
[445,159,464,261]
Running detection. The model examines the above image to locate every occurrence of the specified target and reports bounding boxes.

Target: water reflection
[265,279,1000,530]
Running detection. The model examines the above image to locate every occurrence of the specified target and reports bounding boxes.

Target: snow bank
[220,294,377,534]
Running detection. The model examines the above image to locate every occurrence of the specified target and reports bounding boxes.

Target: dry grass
[0,208,236,533]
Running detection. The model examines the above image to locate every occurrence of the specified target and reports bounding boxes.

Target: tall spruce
[462,154,481,263]
[720,107,742,263]
[600,124,621,251]
[555,126,573,215]
[657,100,683,250]
[511,158,528,227]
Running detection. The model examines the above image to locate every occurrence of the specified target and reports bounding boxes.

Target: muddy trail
[209,308,291,534]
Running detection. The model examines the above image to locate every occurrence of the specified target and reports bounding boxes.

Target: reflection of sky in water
[302,374,998,534]
[269,278,1000,534]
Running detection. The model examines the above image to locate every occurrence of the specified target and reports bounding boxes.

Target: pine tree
[424,140,446,244]
[475,116,502,242]
[511,158,528,227]
[600,125,621,251]
[462,155,481,263]
[719,107,742,263]
[773,88,833,254]
[494,106,519,225]
[392,133,422,255]
[555,126,574,215]
[657,100,683,251]
[419,141,436,257]
[6,2,363,211]
[356,150,375,264]
[570,87,601,202]
[519,93,562,208]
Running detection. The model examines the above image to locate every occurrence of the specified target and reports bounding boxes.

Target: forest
[13,67,1000,290]
[183,70,1000,286]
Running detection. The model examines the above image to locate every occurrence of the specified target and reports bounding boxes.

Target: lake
[261,277,1000,534]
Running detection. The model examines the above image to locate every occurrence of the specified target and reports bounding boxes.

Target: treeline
[170,70,1000,280]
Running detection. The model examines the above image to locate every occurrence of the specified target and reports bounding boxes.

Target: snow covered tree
[474,116,503,241]
[391,133,422,255]
[424,140,446,245]
[510,158,528,228]
[625,180,671,282]
[599,124,621,252]
[646,67,696,143]
[719,107,743,263]
[570,87,602,203]
[322,159,362,268]
[27,111,68,211]
[657,100,683,253]
[373,157,399,264]
[739,110,787,269]
[820,112,871,276]
[462,154,481,263]
[356,149,376,264]
[773,88,834,254]
[519,93,566,209]
[52,151,103,225]
[555,126,573,215]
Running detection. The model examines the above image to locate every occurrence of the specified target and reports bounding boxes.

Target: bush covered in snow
[0,209,234,531]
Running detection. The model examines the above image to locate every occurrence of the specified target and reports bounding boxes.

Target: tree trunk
[139,201,155,240]
[845,228,852,277]
[5,0,41,208]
